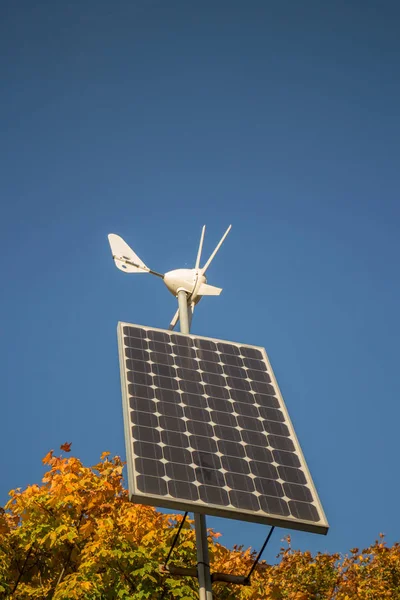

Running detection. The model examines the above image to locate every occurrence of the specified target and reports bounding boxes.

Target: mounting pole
[176,289,213,600]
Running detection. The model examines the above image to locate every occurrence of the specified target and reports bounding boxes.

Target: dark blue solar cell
[171,334,193,347]
[237,416,263,432]
[251,381,276,395]
[154,376,179,391]
[126,359,151,374]
[249,461,279,480]
[289,501,319,522]
[218,343,240,356]
[133,412,158,428]
[255,478,284,498]
[199,485,229,506]
[185,406,209,423]
[125,347,149,361]
[187,420,213,438]
[210,411,237,428]
[129,397,156,413]
[155,389,181,404]
[258,407,285,422]
[151,363,176,378]
[278,466,306,485]
[193,451,221,471]
[223,365,247,379]
[132,425,160,443]
[166,462,196,482]
[195,339,218,352]
[179,380,204,395]
[196,468,225,487]
[199,360,224,375]
[177,368,202,382]
[133,441,162,460]
[218,440,246,458]
[168,480,199,501]
[227,377,251,391]
[159,416,186,433]
[137,474,167,496]
[221,455,250,474]
[284,483,313,503]
[161,430,189,448]
[233,402,259,418]
[124,326,147,339]
[240,346,263,360]
[229,490,260,512]
[214,425,241,442]
[205,384,230,399]
[240,429,268,447]
[128,383,155,400]
[259,495,290,516]
[147,330,171,343]
[157,401,184,418]
[243,357,268,371]
[221,353,244,367]
[127,371,153,386]
[135,457,165,478]
[267,435,295,451]
[254,393,280,408]
[207,397,232,412]
[202,372,226,387]
[148,341,171,354]
[181,392,208,408]
[150,352,175,366]
[163,446,192,464]
[190,435,218,454]
[247,369,271,383]
[225,473,255,493]
[245,445,273,463]
[196,349,220,363]
[273,450,300,468]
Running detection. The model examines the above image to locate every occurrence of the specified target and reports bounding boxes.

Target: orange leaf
[42,450,54,464]
[101,451,110,460]
[60,442,72,452]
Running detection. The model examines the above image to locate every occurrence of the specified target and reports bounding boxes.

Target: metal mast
[177,288,213,600]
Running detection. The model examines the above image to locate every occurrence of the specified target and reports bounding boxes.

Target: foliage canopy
[0,446,399,599]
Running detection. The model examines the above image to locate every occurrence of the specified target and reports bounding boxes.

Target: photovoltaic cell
[118,322,328,534]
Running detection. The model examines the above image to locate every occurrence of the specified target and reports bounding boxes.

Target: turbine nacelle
[164,269,204,298]
[108,225,231,330]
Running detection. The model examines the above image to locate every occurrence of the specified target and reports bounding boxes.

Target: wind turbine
[108,225,232,330]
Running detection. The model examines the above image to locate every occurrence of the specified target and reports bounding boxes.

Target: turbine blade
[168,308,180,330]
[108,234,164,278]
[201,225,232,275]
[195,225,206,269]
[197,283,222,296]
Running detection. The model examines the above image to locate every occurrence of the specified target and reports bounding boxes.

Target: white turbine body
[108,225,231,329]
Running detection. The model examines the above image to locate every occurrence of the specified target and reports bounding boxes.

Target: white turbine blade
[195,225,206,269]
[168,308,180,331]
[201,225,232,275]
[108,234,149,274]
[197,283,222,296]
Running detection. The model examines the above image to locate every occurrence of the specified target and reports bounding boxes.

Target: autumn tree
[0,447,399,599]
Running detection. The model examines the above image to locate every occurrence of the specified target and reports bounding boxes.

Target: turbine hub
[163,269,206,298]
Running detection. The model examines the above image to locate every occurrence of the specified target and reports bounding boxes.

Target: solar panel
[118,322,328,534]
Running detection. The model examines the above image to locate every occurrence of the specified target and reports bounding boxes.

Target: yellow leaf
[42,450,54,465]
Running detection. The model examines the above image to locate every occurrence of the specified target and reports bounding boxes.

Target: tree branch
[11,544,33,595]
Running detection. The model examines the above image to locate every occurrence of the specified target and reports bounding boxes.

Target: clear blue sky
[1,0,400,563]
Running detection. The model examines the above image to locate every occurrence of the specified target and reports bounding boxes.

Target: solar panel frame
[118,322,329,535]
